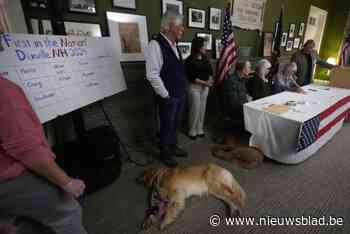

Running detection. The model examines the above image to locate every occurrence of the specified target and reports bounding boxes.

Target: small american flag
[214,4,238,86]
[339,40,350,66]
[297,96,350,152]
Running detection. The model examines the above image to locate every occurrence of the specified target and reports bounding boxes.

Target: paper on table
[263,104,290,114]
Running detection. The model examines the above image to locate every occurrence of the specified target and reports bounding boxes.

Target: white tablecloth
[244,84,350,164]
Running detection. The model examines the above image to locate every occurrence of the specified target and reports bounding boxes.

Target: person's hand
[206,80,214,87]
[299,89,307,94]
[62,178,86,198]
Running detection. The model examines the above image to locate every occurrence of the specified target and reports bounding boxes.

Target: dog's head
[136,168,160,187]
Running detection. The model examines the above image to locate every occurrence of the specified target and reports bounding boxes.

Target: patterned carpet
[84,123,350,234]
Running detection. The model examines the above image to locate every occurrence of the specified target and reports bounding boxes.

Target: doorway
[304,5,328,53]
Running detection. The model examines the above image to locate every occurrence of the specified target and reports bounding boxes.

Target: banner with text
[231,0,266,31]
[0,33,126,123]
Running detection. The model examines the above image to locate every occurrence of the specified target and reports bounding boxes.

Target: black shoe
[160,156,178,167]
[188,135,197,140]
[198,133,205,138]
[172,146,188,158]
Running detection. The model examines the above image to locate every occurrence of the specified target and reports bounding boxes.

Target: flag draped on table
[297,96,350,152]
[214,4,238,86]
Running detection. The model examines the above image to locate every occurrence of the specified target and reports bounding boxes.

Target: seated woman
[247,59,272,100]
[273,62,306,94]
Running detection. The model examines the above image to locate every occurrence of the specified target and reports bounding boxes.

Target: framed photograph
[209,8,221,30]
[281,32,288,47]
[177,42,191,59]
[188,8,206,28]
[288,24,296,38]
[106,11,149,61]
[197,33,212,50]
[298,22,305,36]
[293,37,301,49]
[64,21,102,37]
[112,0,136,10]
[30,18,53,35]
[28,0,48,9]
[285,40,293,51]
[263,32,273,57]
[215,39,222,59]
[69,0,96,14]
[162,0,183,15]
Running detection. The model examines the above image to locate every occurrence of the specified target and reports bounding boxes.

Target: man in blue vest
[146,11,188,167]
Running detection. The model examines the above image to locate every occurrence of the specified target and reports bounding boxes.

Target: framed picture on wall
[197,33,212,50]
[69,0,96,14]
[28,0,49,9]
[177,42,191,59]
[293,37,301,49]
[209,8,221,30]
[281,32,288,47]
[285,40,293,51]
[215,39,222,59]
[263,32,273,57]
[64,21,102,37]
[112,0,136,10]
[30,18,53,34]
[162,0,183,15]
[106,11,149,61]
[288,23,296,38]
[188,8,206,28]
[298,22,305,36]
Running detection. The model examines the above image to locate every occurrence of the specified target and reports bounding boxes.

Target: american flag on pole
[297,95,350,151]
[214,4,238,86]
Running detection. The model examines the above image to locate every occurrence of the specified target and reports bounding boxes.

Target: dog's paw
[142,215,156,230]
[230,209,241,217]
[160,218,171,230]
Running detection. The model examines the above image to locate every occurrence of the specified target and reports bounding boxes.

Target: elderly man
[291,39,336,86]
[146,11,187,167]
[220,59,252,130]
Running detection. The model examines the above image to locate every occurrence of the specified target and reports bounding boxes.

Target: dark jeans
[229,106,245,131]
[156,95,185,155]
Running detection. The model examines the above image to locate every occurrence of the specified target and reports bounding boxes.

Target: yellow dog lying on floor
[138,163,246,230]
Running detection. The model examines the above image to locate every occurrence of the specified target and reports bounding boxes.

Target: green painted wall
[22,0,349,62]
[317,1,350,79]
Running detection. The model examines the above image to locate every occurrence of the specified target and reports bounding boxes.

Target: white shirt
[145,33,180,98]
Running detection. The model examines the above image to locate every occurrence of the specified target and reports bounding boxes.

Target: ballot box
[329,67,350,89]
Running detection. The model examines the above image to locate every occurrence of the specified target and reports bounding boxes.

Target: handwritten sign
[231,0,266,31]
[0,33,127,123]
